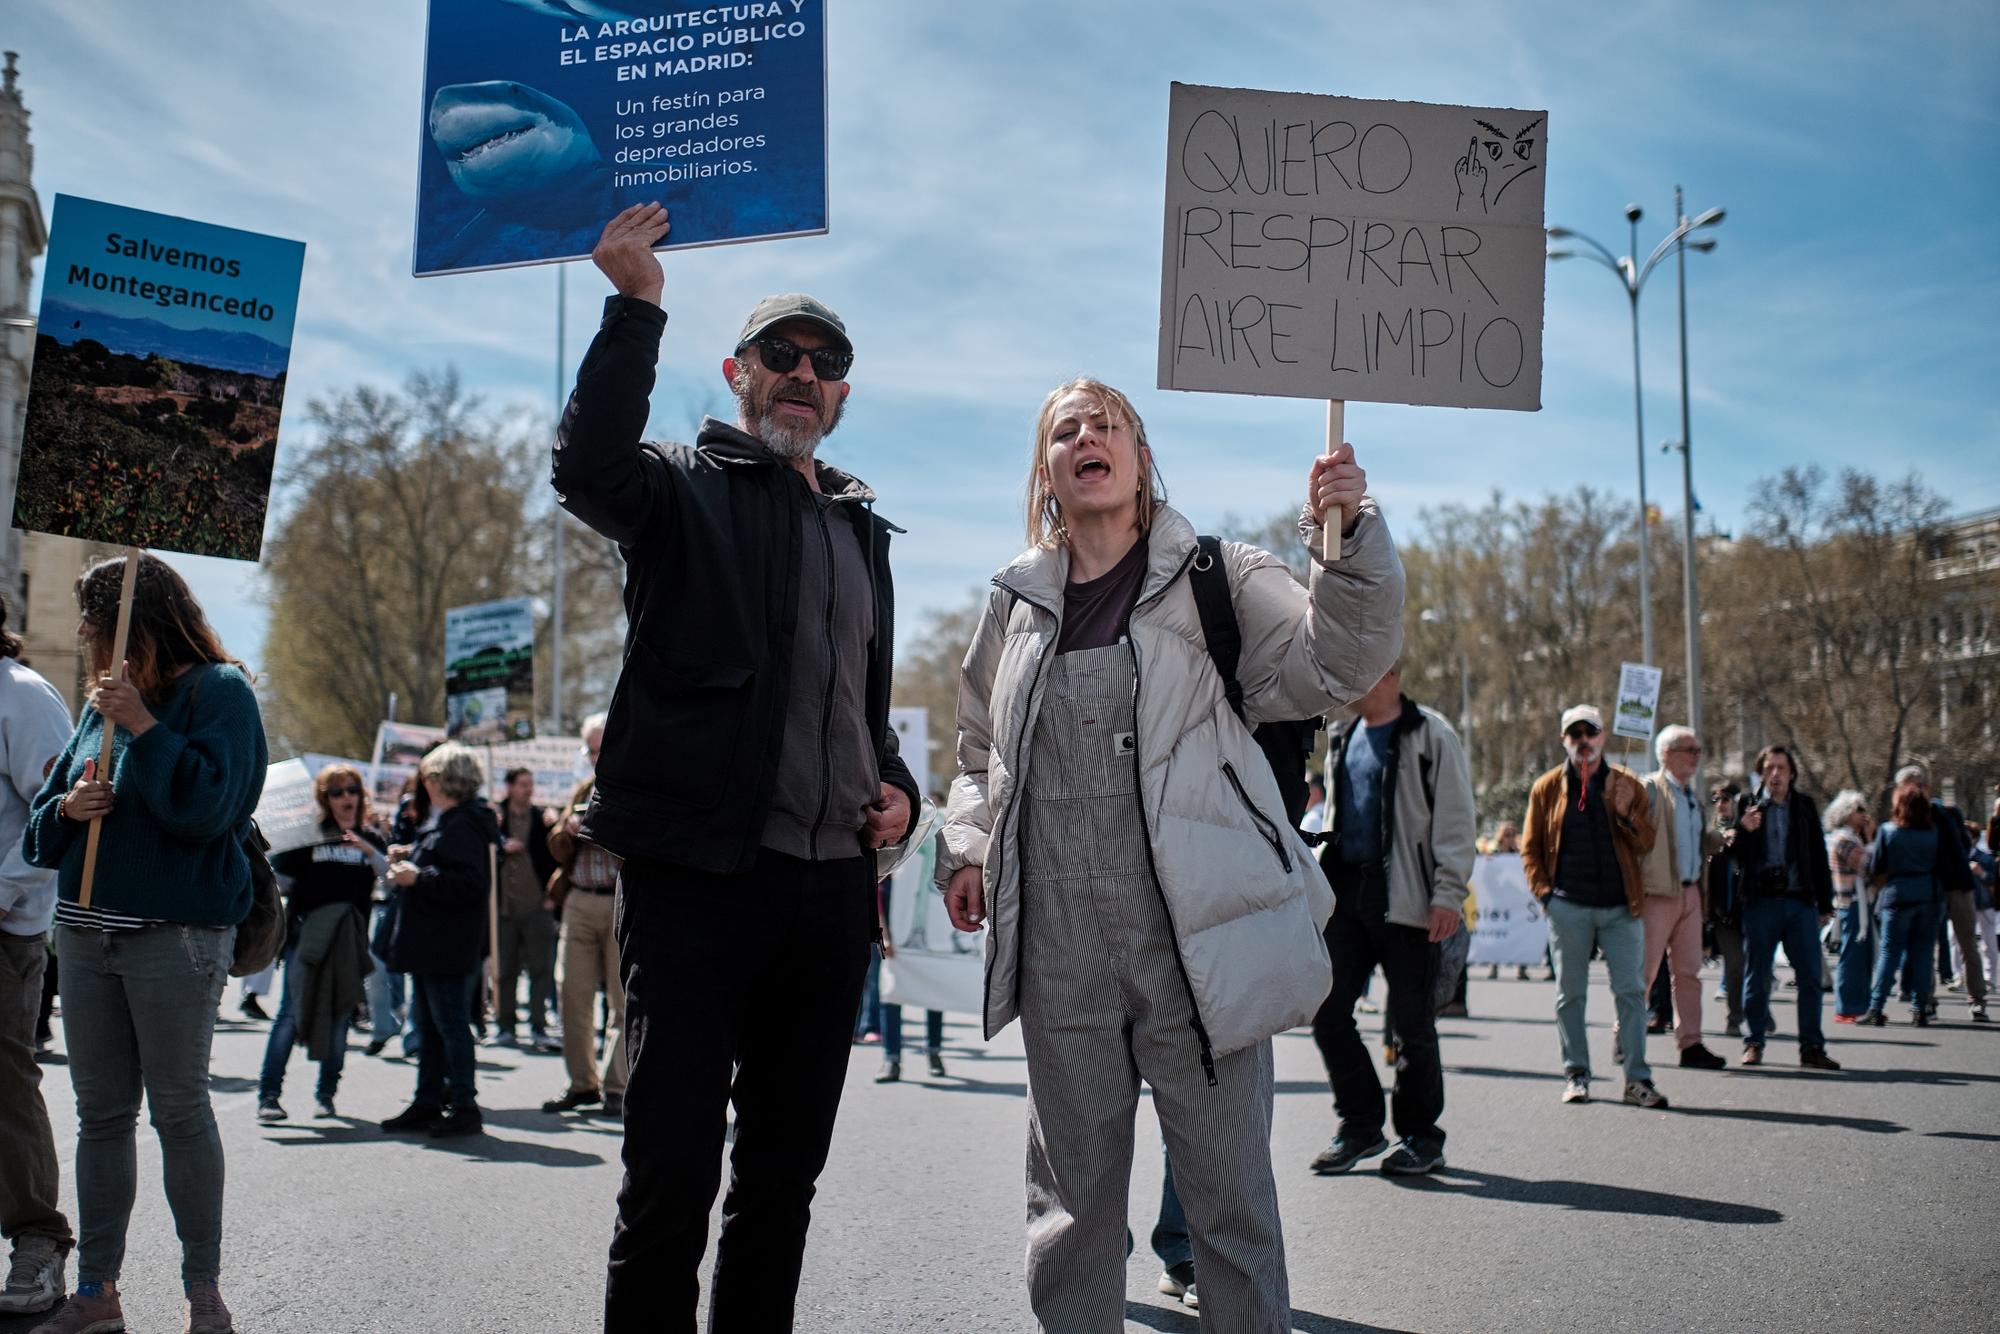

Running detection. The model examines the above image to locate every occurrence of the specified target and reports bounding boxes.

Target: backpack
[1187,536,1324,835]
[230,818,285,978]
[179,667,285,977]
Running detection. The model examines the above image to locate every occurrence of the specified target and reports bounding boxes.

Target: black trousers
[606,847,874,1334]
[1310,869,1445,1149]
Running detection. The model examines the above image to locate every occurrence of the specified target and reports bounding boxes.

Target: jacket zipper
[984,578,1057,1043]
[1126,547,1220,1087]
[1221,761,1292,873]
[807,497,839,858]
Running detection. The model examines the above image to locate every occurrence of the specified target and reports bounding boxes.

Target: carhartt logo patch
[1114,732,1136,754]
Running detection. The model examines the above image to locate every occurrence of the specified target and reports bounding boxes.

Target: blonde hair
[1025,377,1166,549]
[419,742,486,805]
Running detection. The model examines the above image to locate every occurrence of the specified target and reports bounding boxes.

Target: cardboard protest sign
[445,598,536,744]
[13,195,304,561]
[1613,662,1664,743]
[1466,854,1548,966]
[414,0,829,276]
[1158,84,1546,411]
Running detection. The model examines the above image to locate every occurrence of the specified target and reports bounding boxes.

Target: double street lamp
[1547,196,1723,728]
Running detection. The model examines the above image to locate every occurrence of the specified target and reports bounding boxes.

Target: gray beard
[755,408,822,460]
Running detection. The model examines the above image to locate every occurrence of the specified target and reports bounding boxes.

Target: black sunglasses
[1564,723,1602,740]
[744,335,852,382]
[326,785,364,798]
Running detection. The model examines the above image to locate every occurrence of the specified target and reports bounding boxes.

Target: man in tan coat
[1520,705,1663,1108]
[541,713,627,1117]
[1630,725,1726,1069]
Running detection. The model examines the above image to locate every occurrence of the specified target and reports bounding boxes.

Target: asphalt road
[9,958,1997,1333]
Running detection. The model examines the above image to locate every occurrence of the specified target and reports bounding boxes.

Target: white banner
[1467,853,1548,965]
[881,707,983,1016]
[254,759,324,856]
[1613,662,1665,742]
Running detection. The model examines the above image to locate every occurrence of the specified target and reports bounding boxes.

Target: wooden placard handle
[488,842,502,1019]
[76,547,143,910]
[1320,400,1346,564]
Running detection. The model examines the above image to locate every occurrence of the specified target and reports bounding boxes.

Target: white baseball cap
[1560,704,1604,734]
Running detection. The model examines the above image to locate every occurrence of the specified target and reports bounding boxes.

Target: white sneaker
[1561,1073,1590,1104]
[0,1234,65,1315]
[1157,1261,1198,1309]
[1623,1078,1671,1109]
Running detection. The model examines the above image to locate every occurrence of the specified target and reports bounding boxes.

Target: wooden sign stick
[77,547,143,909]
[1321,400,1347,564]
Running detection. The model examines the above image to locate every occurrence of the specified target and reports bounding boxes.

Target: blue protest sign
[13,194,305,562]
[414,0,828,277]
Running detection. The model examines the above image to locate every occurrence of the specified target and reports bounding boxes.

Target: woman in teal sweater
[22,554,266,1334]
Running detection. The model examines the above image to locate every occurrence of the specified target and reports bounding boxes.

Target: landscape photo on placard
[13,195,305,562]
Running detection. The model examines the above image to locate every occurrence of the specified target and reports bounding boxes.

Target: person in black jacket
[381,744,500,1138]
[1724,745,1841,1071]
[554,204,919,1332]
[257,765,387,1121]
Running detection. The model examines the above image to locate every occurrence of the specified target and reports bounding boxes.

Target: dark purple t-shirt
[1056,538,1149,653]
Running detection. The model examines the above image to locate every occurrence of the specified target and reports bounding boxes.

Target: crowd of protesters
[2,206,1994,1334]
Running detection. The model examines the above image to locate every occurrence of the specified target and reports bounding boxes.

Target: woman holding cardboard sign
[934,378,1402,1330]
[23,554,266,1334]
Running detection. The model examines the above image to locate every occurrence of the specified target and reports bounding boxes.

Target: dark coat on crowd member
[1726,789,1834,916]
[499,795,559,890]
[385,801,501,977]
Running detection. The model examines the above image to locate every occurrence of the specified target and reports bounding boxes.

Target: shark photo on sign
[425,79,614,265]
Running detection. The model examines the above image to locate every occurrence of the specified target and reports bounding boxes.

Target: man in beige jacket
[1632,725,1727,1070]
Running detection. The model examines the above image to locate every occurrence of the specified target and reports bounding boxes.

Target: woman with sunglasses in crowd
[23,554,266,1334]
[256,765,388,1121]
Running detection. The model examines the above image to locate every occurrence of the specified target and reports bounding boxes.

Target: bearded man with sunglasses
[1519,705,1666,1109]
[553,204,919,1333]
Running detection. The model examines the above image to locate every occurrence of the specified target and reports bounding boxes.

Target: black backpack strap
[1189,536,1245,722]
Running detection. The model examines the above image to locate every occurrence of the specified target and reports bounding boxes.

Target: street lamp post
[1547,200,1724,674]
[1671,185,1719,739]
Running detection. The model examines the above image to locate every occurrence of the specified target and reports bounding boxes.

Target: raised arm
[551,205,679,548]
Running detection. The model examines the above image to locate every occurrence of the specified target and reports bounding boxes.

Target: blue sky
[10,0,1999,692]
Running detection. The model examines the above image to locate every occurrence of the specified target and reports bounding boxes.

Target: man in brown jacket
[1520,705,1666,1109]
[541,714,627,1117]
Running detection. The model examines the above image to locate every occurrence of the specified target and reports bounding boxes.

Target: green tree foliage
[260,371,538,757]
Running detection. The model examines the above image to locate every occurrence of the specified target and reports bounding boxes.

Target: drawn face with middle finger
[1471,116,1541,207]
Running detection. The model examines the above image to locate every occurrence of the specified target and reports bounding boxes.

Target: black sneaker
[601,1093,624,1119]
[928,1052,948,1078]
[1862,1010,1888,1027]
[1678,1043,1727,1070]
[541,1087,603,1113]
[429,1105,484,1138]
[1309,1132,1388,1174]
[255,1099,286,1124]
[381,1101,445,1133]
[365,1037,389,1056]
[314,1095,336,1118]
[875,1059,902,1084]
[1380,1140,1445,1175]
[1799,1046,1843,1071]
[239,995,269,1021]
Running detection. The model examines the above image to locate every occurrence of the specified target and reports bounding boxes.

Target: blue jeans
[365,901,406,1040]
[57,923,233,1285]
[1545,897,1651,1083]
[1742,897,1825,1049]
[1833,900,1875,1017]
[409,971,478,1109]
[881,1005,943,1060]
[1870,900,1938,1014]
[257,945,347,1102]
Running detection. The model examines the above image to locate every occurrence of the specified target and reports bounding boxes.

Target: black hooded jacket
[551,295,917,875]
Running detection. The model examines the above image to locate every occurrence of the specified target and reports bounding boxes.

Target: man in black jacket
[1724,745,1841,1071]
[553,204,918,1333]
